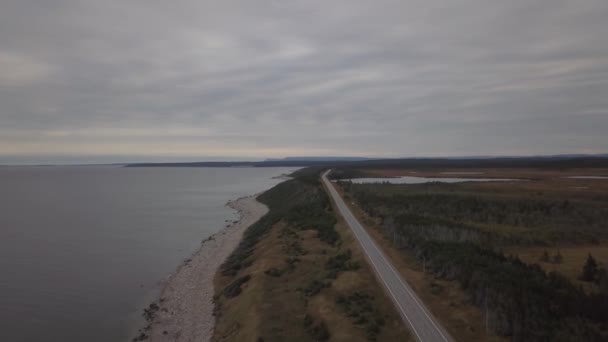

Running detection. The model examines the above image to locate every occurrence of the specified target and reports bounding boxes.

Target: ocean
[0,166,296,342]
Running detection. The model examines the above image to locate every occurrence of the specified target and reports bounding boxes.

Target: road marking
[322,171,451,342]
[374,241,450,341]
[336,197,424,341]
[361,238,424,341]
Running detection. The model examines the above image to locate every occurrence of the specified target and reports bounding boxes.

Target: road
[322,170,453,342]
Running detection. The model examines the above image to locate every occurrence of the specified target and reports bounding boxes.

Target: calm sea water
[0,166,296,342]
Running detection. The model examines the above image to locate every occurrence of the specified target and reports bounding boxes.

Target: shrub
[553,250,564,264]
[310,321,330,341]
[539,250,550,262]
[302,280,331,297]
[223,275,251,298]
[264,268,283,277]
[580,254,599,282]
[325,249,360,278]
[303,314,313,328]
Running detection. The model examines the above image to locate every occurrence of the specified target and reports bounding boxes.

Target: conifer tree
[580,253,598,282]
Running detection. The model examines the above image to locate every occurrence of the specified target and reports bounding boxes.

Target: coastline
[133,195,269,342]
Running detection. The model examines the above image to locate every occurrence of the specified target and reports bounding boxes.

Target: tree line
[341,181,608,341]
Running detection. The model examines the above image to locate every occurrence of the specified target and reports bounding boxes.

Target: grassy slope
[212,170,411,342]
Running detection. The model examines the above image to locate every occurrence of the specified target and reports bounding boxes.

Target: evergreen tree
[540,250,550,262]
[580,253,598,282]
[552,250,563,264]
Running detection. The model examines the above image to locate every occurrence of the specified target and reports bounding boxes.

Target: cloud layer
[1,0,607,162]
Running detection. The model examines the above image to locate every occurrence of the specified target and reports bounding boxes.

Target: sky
[1,0,607,164]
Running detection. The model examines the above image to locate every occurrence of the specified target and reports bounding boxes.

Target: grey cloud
[1,0,607,162]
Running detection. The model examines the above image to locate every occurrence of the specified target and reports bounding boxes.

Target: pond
[338,176,519,184]
[440,172,485,175]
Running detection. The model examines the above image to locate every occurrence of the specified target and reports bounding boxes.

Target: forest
[337,175,608,341]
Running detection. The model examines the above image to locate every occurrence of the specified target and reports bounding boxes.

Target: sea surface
[0,166,296,342]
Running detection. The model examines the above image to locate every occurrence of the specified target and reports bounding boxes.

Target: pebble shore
[133,195,268,342]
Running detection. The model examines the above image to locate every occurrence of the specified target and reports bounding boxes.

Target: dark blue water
[0,166,296,342]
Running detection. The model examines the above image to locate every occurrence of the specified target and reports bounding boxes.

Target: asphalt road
[322,171,453,342]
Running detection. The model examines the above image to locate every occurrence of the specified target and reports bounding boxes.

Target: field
[505,245,608,293]
[334,166,608,341]
[366,168,608,201]
[212,166,608,341]
[212,171,410,342]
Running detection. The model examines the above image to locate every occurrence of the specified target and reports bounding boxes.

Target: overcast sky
[1,0,607,163]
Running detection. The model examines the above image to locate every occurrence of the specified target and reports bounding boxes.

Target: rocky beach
[133,195,268,342]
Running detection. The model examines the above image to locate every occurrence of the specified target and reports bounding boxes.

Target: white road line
[342,203,424,341]
[322,170,452,342]
[361,223,450,342]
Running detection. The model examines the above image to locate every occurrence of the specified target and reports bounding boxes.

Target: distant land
[263,156,374,162]
[125,154,608,169]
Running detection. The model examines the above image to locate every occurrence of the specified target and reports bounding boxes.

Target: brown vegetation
[212,174,410,342]
[506,245,608,293]
[366,168,608,201]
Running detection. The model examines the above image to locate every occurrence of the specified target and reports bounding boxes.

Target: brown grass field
[366,168,608,202]
[212,199,411,341]
[505,245,608,293]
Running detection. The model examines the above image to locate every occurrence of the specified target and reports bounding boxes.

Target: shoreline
[132,194,269,342]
